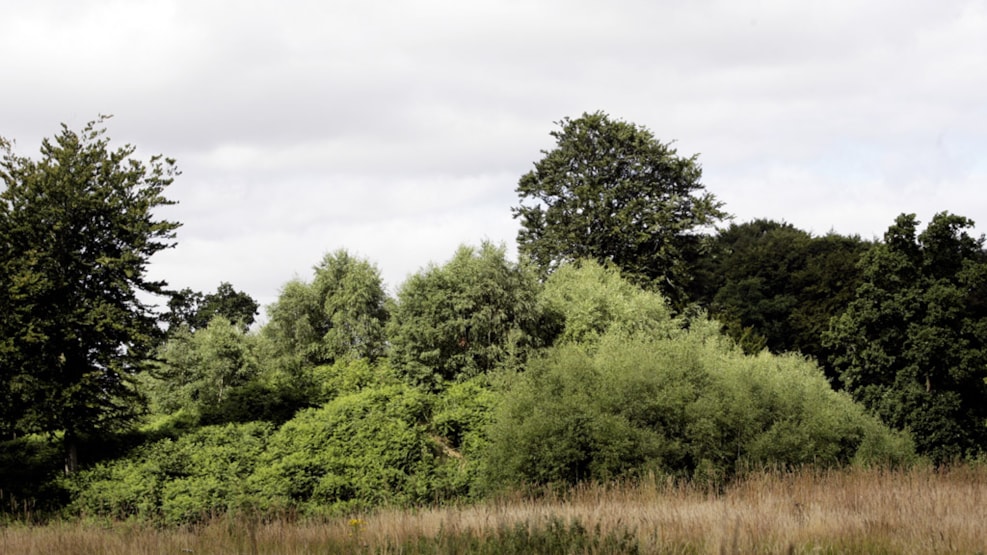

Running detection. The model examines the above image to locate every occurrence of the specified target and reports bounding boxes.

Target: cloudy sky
[2,0,985,313]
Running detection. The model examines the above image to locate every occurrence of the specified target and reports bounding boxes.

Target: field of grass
[2,465,985,554]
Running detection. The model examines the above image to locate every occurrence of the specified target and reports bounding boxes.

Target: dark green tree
[514,111,727,307]
[0,118,180,471]
[825,212,987,461]
[690,219,871,370]
[163,288,205,332]
[163,282,259,332]
[388,242,558,388]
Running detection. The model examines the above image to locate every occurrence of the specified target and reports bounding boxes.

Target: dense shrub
[481,327,915,491]
[69,422,274,523]
[429,376,502,497]
[248,382,464,514]
[198,381,312,426]
[0,436,66,518]
[539,260,677,346]
[68,361,480,521]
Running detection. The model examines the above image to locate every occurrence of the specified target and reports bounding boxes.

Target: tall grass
[3,465,985,554]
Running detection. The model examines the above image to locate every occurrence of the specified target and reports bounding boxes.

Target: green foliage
[197,381,309,426]
[248,383,449,514]
[263,250,389,374]
[432,377,499,456]
[429,377,501,497]
[539,260,676,346]
[70,361,477,521]
[143,316,259,419]
[514,111,726,307]
[310,357,402,403]
[482,327,914,491]
[163,282,259,333]
[388,242,557,388]
[690,220,871,370]
[313,250,390,362]
[0,118,180,469]
[0,435,67,517]
[68,422,274,523]
[825,212,987,461]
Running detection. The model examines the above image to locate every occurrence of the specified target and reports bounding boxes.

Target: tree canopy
[690,220,871,370]
[263,249,389,368]
[514,111,727,307]
[163,282,259,333]
[825,212,987,461]
[7,115,982,524]
[387,242,557,388]
[0,118,179,469]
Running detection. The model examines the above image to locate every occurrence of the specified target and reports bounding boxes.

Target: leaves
[0,119,179,448]
[264,250,389,367]
[482,325,914,491]
[387,242,555,387]
[825,212,987,461]
[514,112,726,307]
[691,219,872,367]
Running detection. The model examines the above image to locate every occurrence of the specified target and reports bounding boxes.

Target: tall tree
[514,111,726,307]
[0,118,180,470]
[825,213,987,461]
[163,282,259,332]
[264,249,389,366]
[689,219,872,370]
[388,242,557,388]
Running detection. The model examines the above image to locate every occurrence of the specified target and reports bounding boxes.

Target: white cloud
[3,0,985,309]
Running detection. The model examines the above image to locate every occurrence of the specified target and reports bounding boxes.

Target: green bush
[198,380,311,426]
[69,368,483,521]
[310,357,402,403]
[69,422,274,523]
[432,377,499,455]
[429,376,502,498]
[248,383,459,514]
[481,328,915,491]
[539,260,677,347]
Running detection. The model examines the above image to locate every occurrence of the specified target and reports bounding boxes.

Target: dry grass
[3,465,986,554]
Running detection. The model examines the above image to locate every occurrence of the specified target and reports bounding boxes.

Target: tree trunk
[64,432,78,475]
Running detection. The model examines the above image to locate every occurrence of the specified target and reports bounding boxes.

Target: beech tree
[0,118,179,470]
[514,111,726,307]
[690,220,871,369]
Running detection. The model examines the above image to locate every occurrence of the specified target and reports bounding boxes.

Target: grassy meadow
[3,465,985,554]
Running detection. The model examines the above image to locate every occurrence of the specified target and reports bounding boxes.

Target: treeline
[1,113,985,523]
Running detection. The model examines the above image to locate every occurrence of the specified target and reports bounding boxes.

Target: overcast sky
[2,0,985,313]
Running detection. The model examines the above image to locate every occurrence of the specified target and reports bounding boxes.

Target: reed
[3,465,985,554]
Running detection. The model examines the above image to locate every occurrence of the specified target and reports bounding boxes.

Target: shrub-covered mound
[481,326,916,491]
[69,379,472,522]
[69,421,274,523]
[248,382,460,516]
